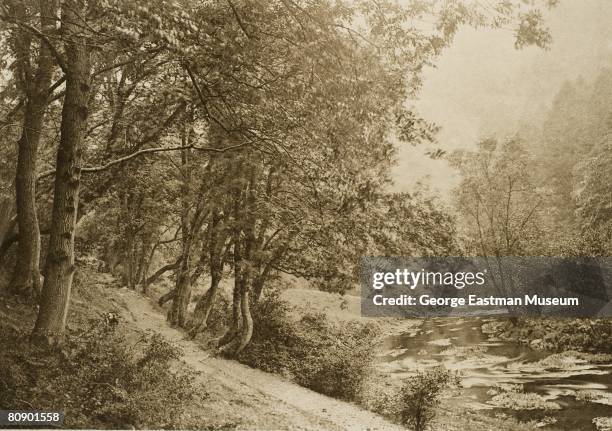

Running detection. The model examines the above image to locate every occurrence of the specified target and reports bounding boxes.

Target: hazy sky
[392,0,612,199]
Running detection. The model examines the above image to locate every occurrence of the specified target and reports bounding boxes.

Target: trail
[115,288,404,431]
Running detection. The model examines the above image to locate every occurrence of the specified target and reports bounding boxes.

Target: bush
[0,317,204,429]
[398,367,459,431]
[237,289,378,401]
[487,383,560,411]
[360,367,460,429]
[483,318,612,353]
[295,315,377,400]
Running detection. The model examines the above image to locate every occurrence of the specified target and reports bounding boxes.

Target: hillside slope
[117,288,405,431]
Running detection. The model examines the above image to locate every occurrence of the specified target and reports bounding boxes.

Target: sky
[391,0,612,199]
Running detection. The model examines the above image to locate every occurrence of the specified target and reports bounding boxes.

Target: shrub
[294,316,377,400]
[360,367,460,429]
[359,374,405,418]
[484,318,612,353]
[0,317,204,429]
[398,367,459,431]
[236,289,296,374]
[486,383,560,411]
[237,289,378,401]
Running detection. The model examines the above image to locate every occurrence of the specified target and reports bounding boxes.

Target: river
[379,318,612,430]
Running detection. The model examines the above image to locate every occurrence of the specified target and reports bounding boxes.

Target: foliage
[593,416,612,431]
[483,318,612,353]
[237,289,377,401]
[0,0,561,350]
[450,137,550,257]
[486,383,560,410]
[519,68,612,255]
[397,367,460,431]
[0,318,204,429]
[575,136,612,249]
[451,69,612,258]
[359,367,459,430]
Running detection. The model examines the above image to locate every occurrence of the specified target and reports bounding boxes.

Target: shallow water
[379,318,612,430]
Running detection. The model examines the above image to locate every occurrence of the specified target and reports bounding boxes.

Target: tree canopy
[0,0,557,349]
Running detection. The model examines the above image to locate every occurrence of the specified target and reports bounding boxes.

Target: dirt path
[115,288,405,431]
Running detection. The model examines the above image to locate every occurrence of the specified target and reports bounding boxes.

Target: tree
[0,0,557,346]
[575,133,612,254]
[399,368,459,431]
[26,0,201,343]
[3,0,58,295]
[31,0,94,345]
[523,69,612,255]
[450,137,549,257]
[176,0,557,353]
[449,137,551,307]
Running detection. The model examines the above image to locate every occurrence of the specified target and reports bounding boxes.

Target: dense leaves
[0,318,203,428]
[0,0,559,345]
[237,289,377,401]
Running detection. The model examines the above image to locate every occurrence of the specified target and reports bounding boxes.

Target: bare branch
[183,63,232,134]
[36,142,247,181]
[0,14,69,72]
[92,47,164,77]
[226,0,252,39]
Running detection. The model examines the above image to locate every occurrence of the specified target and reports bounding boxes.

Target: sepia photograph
[0,0,611,430]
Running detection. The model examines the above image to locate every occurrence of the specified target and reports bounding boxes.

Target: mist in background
[393,0,612,199]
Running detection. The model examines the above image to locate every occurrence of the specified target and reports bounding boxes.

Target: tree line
[452,67,612,258]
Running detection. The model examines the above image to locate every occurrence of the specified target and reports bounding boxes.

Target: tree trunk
[188,206,225,337]
[0,228,17,267]
[0,202,15,245]
[169,256,192,327]
[218,179,244,351]
[236,277,253,354]
[134,237,150,286]
[158,288,176,307]
[218,247,242,349]
[10,0,56,296]
[125,236,135,288]
[218,269,253,356]
[188,269,221,338]
[235,167,257,353]
[0,201,16,266]
[142,258,181,293]
[219,164,256,356]
[252,274,265,305]
[31,0,91,345]
[169,141,192,327]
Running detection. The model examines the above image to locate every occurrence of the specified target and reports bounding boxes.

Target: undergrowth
[237,289,377,401]
[0,316,206,429]
[483,318,612,353]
